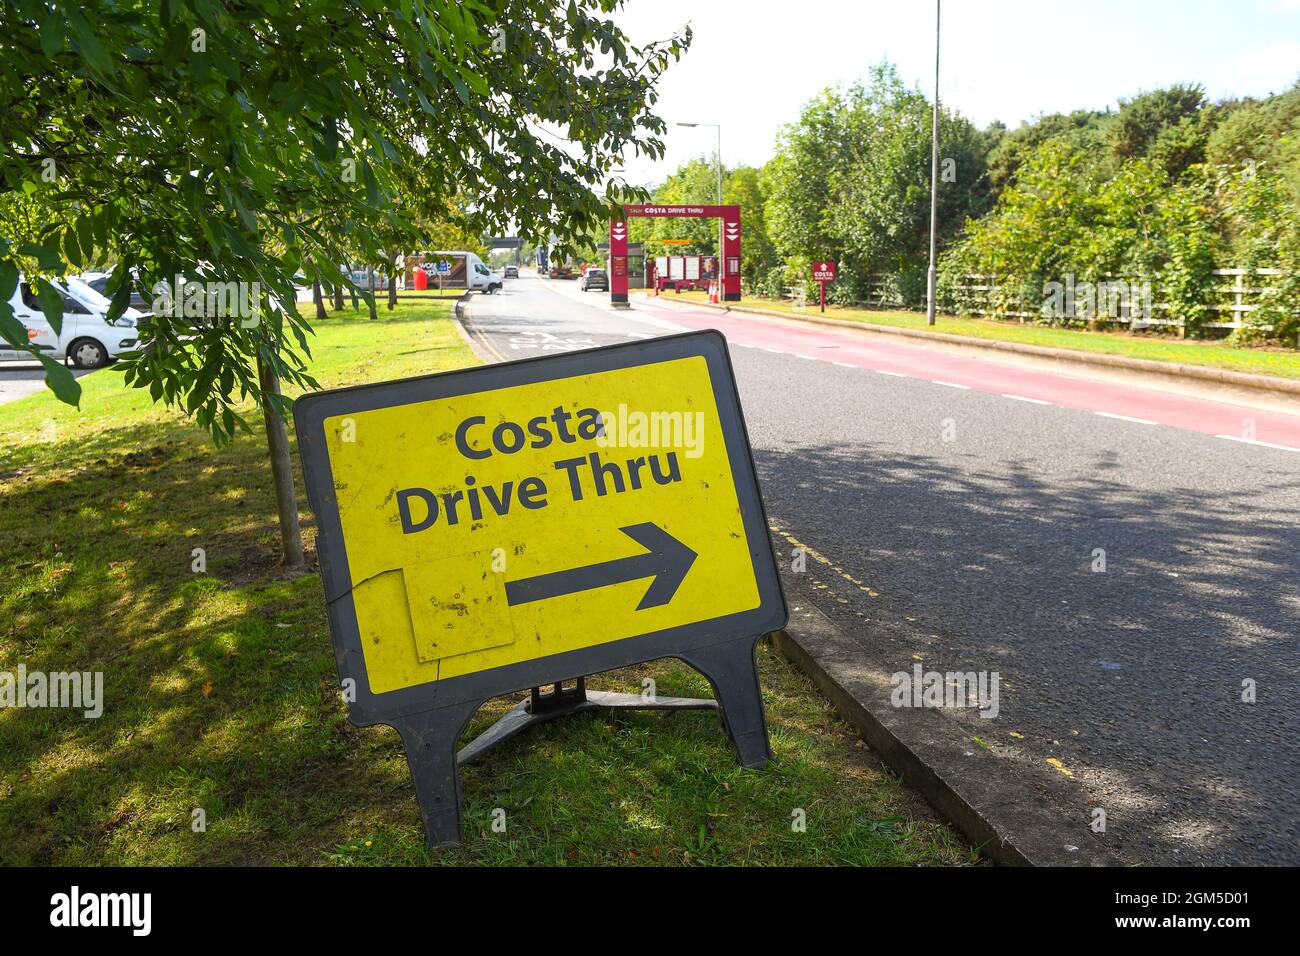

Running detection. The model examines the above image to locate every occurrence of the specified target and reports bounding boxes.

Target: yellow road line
[770,522,881,600]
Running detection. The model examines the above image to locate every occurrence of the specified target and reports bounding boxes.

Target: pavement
[0,362,93,407]
[461,272,1300,865]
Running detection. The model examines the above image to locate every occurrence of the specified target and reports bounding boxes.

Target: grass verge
[642,290,1300,381]
[0,299,974,865]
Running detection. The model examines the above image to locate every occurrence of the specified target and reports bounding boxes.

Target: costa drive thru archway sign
[294,330,787,846]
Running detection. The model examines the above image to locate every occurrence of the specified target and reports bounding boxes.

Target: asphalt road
[0,362,93,407]
[463,271,1300,865]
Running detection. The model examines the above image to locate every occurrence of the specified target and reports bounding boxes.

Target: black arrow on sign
[504,523,697,610]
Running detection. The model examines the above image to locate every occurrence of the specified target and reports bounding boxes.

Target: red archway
[610,204,741,305]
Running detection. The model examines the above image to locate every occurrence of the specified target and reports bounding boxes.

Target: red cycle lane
[631,298,1300,452]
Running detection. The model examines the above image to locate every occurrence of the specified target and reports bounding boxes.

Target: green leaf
[361,162,380,206]
[106,270,133,322]
[65,8,116,76]
[0,260,18,301]
[74,216,95,265]
[61,229,82,269]
[191,349,222,406]
[459,67,490,98]
[35,279,64,336]
[39,12,67,57]
[17,242,63,273]
[38,353,81,406]
[0,301,29,347]
[316,116,340,161]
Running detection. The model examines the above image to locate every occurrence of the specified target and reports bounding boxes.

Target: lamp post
[677,122,723,282]
[926,0,941,326]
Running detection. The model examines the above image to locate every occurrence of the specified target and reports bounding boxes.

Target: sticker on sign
[295,331,787,845]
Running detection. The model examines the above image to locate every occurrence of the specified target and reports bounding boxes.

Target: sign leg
[681,638,771,769]
[392,701,481,848]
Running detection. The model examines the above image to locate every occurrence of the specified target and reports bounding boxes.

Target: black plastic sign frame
[294,330,788,846]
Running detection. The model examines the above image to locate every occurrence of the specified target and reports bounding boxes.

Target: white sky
[612,0,1300,188]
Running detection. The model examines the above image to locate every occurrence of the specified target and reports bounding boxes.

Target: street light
[677,122,723,281]
[926,0,941,326]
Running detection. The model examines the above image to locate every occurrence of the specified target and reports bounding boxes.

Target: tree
[386,252,399,310]
[630,158,720,253]
[1,0,690,565]
[311,279,327,320]
[1207,81,1300,204]
[829,65,994,303]
[985,109,1108,191]
[941,138,1225,332]
[1109,85,1207,161]
[627,159,776,286]
[765,63,993,305]
[765,87,862,276]
[725,166,777,287]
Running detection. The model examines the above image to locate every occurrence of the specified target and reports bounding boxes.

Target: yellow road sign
[298,331,784,705]
[295,331,785,845]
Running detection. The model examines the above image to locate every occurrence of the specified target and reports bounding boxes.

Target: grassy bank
[0,300,973,866]
[643,290,1300,381]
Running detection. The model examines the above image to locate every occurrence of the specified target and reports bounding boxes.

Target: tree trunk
[332,278,344,310]
[257,353,305,569]
[367,266,378,320]
[312,279,327,320]
[386,250,399,310]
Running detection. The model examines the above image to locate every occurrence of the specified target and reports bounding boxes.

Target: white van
[2,274,145,369]
[419,251,502,294]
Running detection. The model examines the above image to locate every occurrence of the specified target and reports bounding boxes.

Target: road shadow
[753,438,1300,865]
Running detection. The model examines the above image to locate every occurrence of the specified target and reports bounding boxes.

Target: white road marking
[1094,411,1158,425]
[1001,394,1053,405]
[833,361,856,368]
[795,354,817,361]
[763,348,785,354]
[1214,434,1300,452]
[619,312,690,333]
[875,369,907,377]
[931,380,971,390]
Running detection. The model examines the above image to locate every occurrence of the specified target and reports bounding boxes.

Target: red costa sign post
[812,260,837,312]
[610,205,741,305]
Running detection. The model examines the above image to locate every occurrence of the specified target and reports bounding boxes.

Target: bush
[1219,165,1300,344]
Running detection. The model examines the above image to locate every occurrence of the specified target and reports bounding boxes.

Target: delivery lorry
[405,251,502,294]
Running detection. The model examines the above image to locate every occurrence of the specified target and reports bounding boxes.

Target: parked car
[504,265,519,278]
[82,269,151,311]
[581,268,609,292]
[1,275,146,369]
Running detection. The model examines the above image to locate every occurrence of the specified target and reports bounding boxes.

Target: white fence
[941,268,1289,336]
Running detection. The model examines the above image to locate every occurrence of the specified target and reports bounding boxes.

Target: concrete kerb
[771,601,1123,867]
